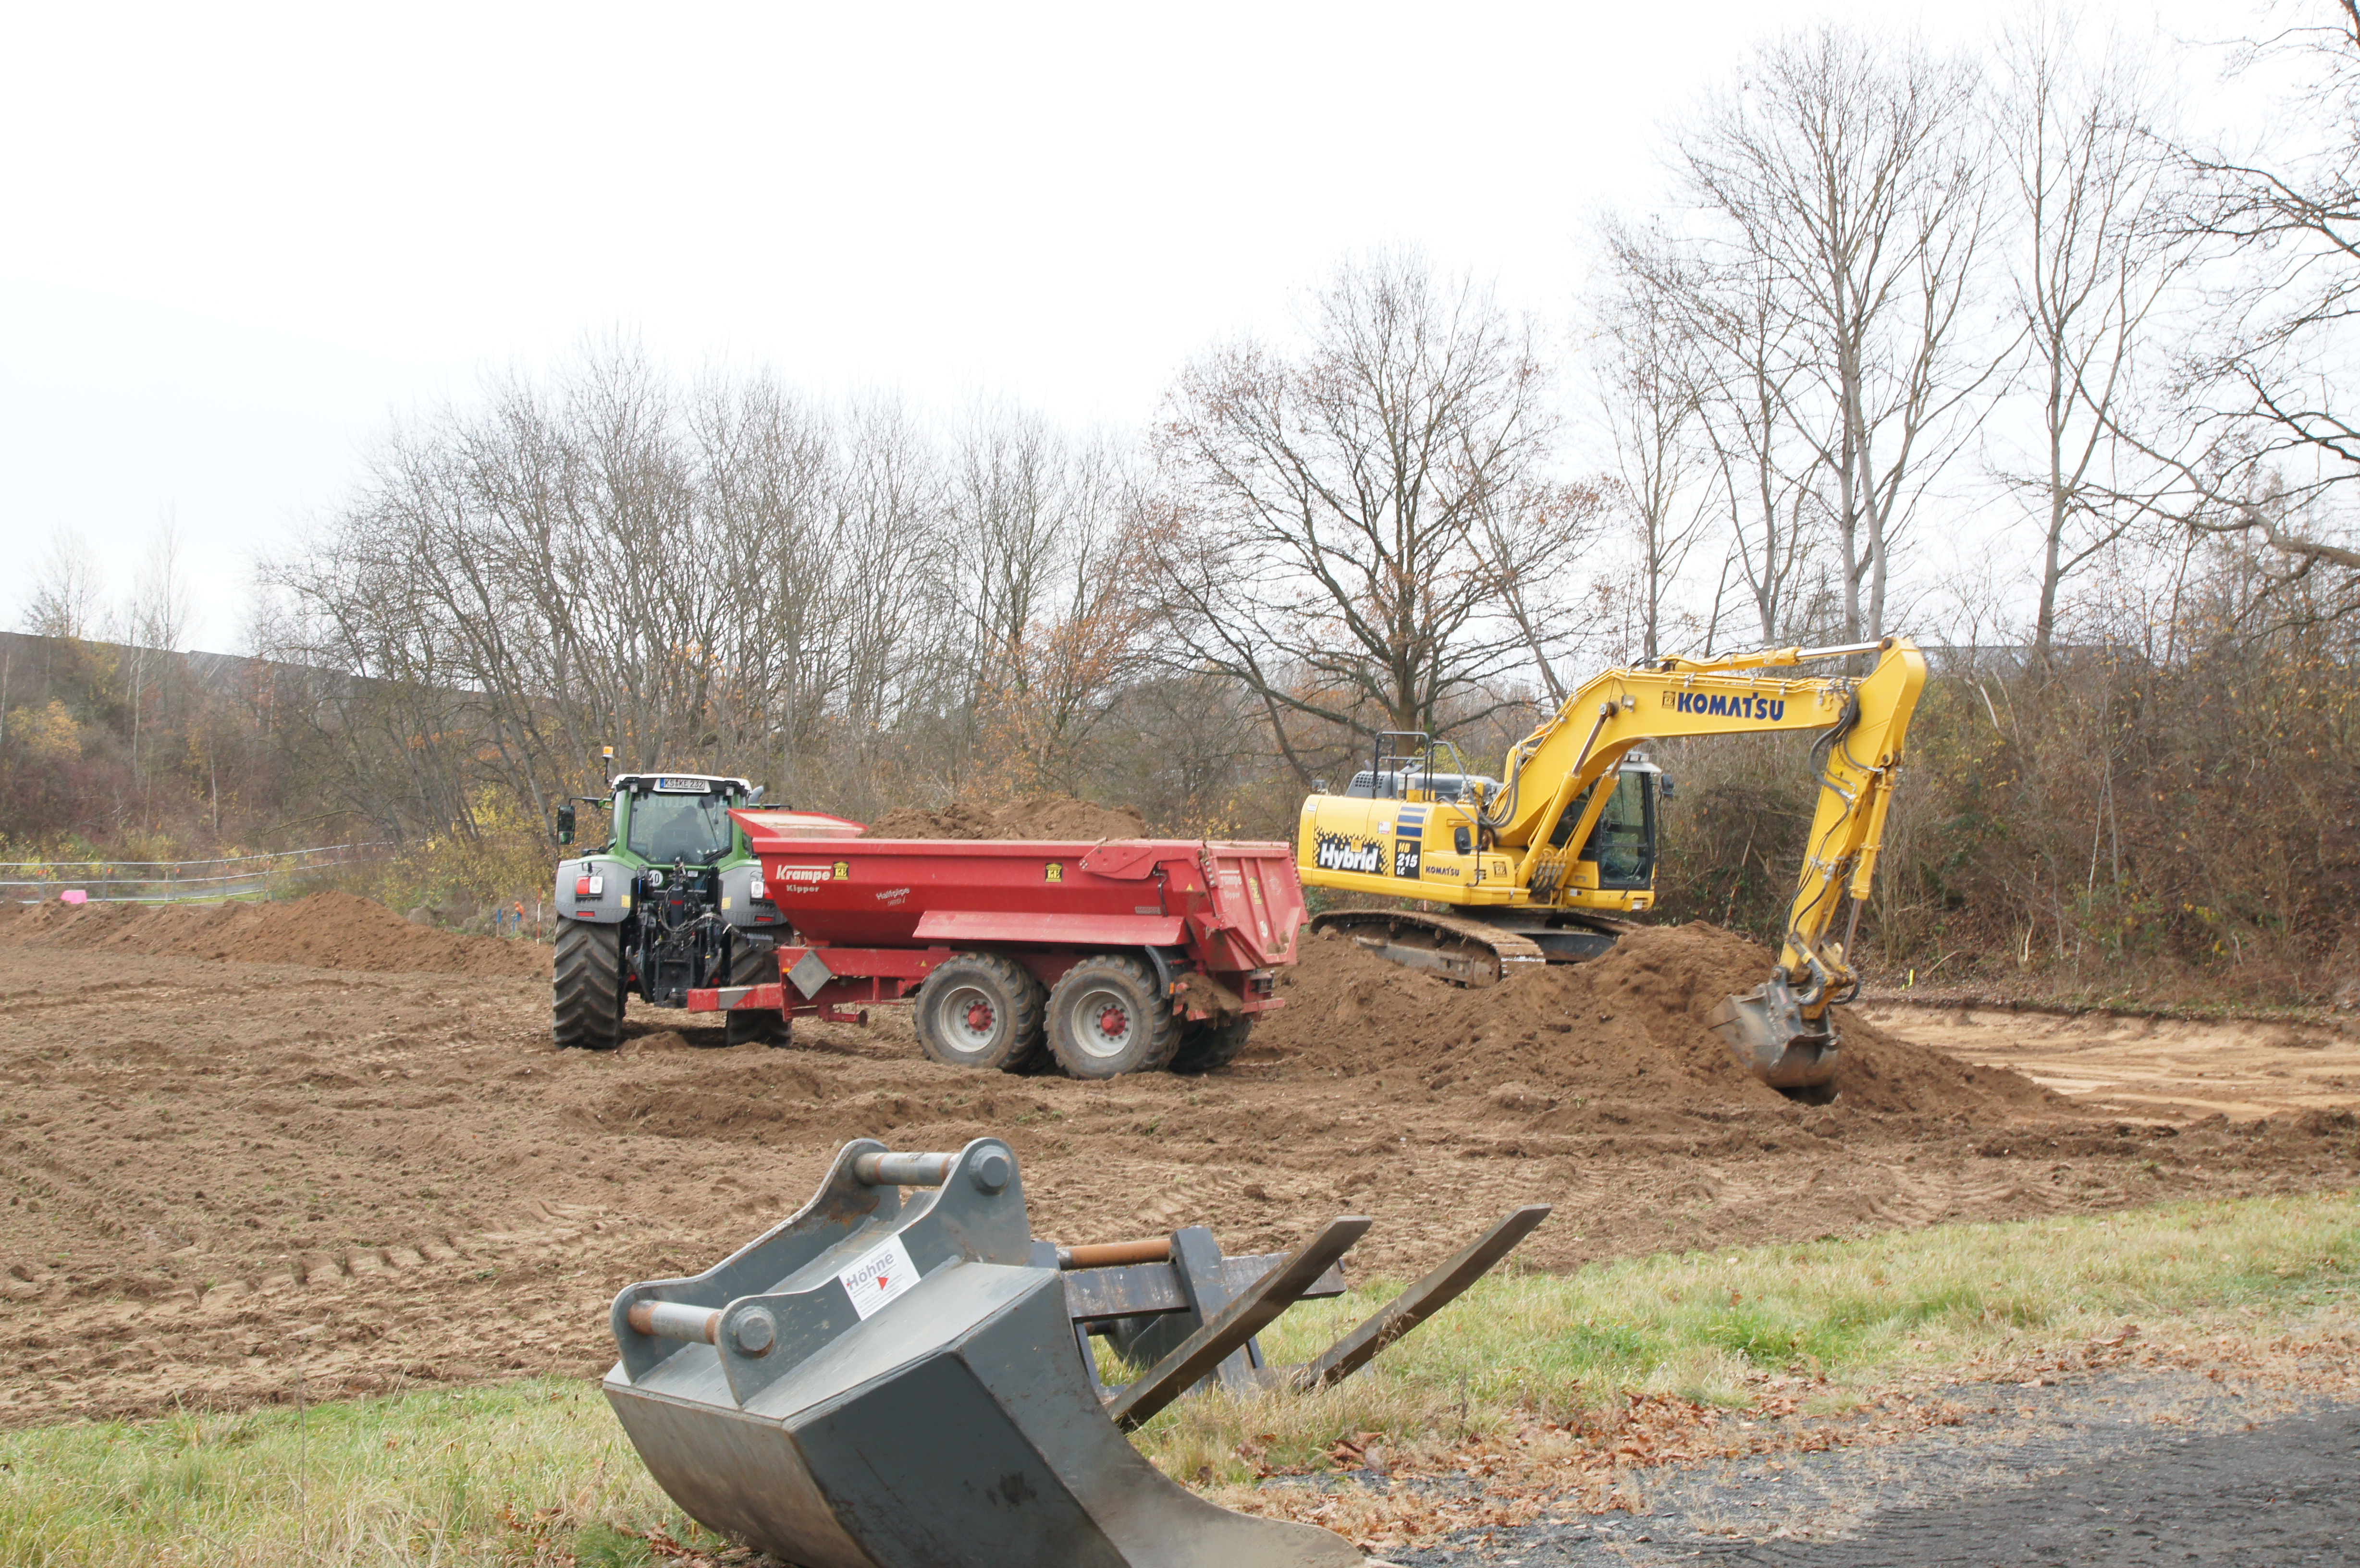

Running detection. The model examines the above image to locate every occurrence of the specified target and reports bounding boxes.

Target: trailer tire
[1045,956,1180,1079]
[915,954,1046,1072]
[1166,1017,1253,1074]
[553,917,626,1051]
[724,940,791,1048]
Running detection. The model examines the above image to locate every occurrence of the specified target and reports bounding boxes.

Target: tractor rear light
[577,875,604,897]
[750,876,766,900]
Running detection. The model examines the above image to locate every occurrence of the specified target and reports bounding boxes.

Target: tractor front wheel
[553,918,626,1051]
[1045,956,1180,1079]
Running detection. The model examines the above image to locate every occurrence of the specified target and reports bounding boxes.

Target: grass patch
[1125,1188,2360,1482]
[0,1381,697,1568]
[5,1192,2353,1565]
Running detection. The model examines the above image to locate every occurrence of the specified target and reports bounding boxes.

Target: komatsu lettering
[1674,691,1785,720]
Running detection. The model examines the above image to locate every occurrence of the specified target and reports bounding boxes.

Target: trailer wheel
[1045,956,1180,1079]
[1166,1017,1253,1074]
[915,954,1046,1072]
[553,917,626,1051]
[724,940,791,1048]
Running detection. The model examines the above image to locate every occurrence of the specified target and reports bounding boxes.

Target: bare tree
[125,514,191,803]
[23,527,106,641]
[1455,478,1610,702]
[952,401,1064,705]
[2125,2,2360,615]
[1154,251,1569,780]
[1594,281,1719,659]
[1614,229,1823,646]
[1673,25,1997,641]
[1994,10,2184,665]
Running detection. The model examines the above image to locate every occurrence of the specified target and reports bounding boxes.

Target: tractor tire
[1166,1017,1253,1075]
[914,954,1047,1073]
[724,940,791,1048]
[553,918,626,1051]
[1045,955,1180,1080]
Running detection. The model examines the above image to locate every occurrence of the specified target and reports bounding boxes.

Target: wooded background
[6,11,2357,1001]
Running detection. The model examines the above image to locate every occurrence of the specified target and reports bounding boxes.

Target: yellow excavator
[1296,637,1928,1098]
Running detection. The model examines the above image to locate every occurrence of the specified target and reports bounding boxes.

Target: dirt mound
[1260,922,2067,1123]
[0,890,549,978]
[864,793,1150,842]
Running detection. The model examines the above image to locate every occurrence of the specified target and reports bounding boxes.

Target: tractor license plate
[653,777,708,793]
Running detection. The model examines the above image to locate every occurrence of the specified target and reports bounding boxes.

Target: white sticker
[837,1234,919,1320]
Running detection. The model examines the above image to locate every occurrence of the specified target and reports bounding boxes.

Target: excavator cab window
[1584,771,1658,888]
[1547,770,1658,889]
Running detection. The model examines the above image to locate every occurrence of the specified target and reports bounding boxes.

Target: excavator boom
[1297,637,1928,1097]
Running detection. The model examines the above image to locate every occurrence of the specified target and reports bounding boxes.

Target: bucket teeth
[1707,975,1840,1091]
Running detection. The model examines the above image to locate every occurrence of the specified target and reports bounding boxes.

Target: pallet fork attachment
[603,1138,1546,1568]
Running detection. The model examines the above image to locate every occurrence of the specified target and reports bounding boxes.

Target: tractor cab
[557,773,760,858]
[609,774,759,863]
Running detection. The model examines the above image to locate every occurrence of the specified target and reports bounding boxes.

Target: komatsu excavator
[1296,637,1928,1098]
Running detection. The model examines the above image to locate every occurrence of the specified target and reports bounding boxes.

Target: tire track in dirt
[0,912,2356,1425]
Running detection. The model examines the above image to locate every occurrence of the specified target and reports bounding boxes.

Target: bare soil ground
[1856,1000,2360,1123]
[1,895,2356,1427]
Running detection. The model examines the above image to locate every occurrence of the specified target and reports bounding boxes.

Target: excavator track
[1309,909,1554,986]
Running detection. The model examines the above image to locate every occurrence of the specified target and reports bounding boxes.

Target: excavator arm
[1479,639,1925,1089]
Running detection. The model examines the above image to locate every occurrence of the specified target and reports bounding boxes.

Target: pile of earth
[1254,920,2068,1123]
[863,793,1151,841]
[0,890,549,978]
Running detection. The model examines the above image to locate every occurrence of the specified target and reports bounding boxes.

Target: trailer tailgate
[1197,843,1304,968]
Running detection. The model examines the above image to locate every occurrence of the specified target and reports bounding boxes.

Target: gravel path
[1380,1371,2360,1566]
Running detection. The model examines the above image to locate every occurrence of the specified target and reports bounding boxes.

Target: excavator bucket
[601,1137,1360,1568]
[1707,973,1839,1092]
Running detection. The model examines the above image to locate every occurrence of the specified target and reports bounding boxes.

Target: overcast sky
[2,0,2243,650]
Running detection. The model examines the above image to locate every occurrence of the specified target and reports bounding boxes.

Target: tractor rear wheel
[724,940,791,1048]
[1045,955,1180,1079]
[915,954,1047,1072]
[1166,1017,1253,1074]
[553,918,626,1051]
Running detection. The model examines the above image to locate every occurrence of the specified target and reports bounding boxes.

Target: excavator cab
[1546,760,1661,891]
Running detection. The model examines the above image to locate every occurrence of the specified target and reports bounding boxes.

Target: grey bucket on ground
[602,1136,1548,1567]
[602,1138,1362,1567]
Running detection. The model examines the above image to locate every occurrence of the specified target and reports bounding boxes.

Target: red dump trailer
[682,810,1306,1078]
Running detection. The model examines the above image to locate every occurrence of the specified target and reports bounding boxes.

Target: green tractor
[551,770,790,1051]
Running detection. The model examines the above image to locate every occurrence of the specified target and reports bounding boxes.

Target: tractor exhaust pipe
[1707,971,1839,1093]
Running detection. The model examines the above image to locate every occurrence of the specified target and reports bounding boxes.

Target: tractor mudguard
[555,856,633,924]
[714,860,788,930]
